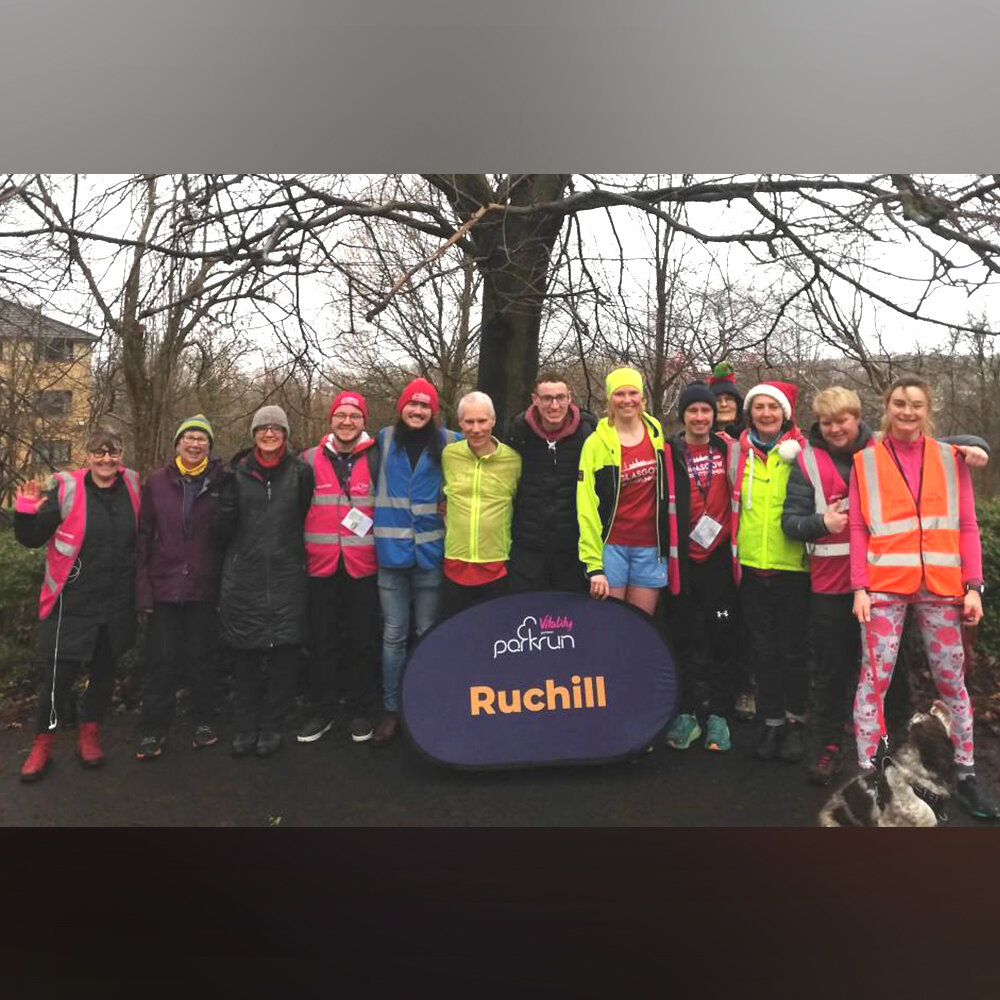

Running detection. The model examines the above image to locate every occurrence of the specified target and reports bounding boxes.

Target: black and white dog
[819,702,956,827]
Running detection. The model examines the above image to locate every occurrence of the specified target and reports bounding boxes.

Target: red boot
[20,733,54,783]
[78,722,104,768]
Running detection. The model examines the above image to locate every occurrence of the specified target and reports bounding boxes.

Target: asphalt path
[2,709,996,826]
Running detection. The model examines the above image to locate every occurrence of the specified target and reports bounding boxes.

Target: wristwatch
[965,582,985,595]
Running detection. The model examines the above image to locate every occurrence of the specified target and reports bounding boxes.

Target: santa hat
[396,377,439,416]
[743,380,799,421]
[328,390,368,423]
[743,380,802,466]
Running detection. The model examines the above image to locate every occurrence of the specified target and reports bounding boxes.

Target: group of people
[11,363,999,821]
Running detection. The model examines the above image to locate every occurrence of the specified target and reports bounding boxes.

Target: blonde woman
[577,367,680,615]
[850,375,997,820]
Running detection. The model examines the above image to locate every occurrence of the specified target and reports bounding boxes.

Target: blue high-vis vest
[373,425,462,570]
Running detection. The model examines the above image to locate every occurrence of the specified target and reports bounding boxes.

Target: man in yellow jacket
[441,391,522,618]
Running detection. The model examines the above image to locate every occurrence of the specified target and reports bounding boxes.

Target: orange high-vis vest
[853,437,963,597]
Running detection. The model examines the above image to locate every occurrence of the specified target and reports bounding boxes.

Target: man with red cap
[371,377,461,745]
[298,389,381,745]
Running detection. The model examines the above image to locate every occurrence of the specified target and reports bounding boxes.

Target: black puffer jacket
[506,405,597,553]
[781,421,991,541]
[216,448,314,650]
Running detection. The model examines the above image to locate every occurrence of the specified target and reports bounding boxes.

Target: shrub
[0,520,45,694]
[976,496,1000,661]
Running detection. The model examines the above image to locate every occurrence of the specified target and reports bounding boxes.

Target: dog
[818,702,956,827]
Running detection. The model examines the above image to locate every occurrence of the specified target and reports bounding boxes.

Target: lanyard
[685,446,716,501]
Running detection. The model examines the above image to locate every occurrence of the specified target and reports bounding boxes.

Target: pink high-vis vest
[302,437,377,579]
[796,444,851,594]
[31,468,141,620]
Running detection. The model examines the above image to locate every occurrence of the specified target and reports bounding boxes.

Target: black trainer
[779,720,806,763]
[231,731,258,757]
[808,743,844,786]
[255,731,282,758]
[755,724,784,761]
[350,717,374,743]
[135,734,164,761]
[296,717,335,743]
[955,775,1000,821]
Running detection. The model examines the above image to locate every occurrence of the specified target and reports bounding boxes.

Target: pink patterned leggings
[854,589,974,768]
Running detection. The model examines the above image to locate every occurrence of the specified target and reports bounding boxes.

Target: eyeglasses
[332,413,364,422]
[536,394,569,405]
[180,434,210,444]
[255,425,285,434]
[89,448,122,458]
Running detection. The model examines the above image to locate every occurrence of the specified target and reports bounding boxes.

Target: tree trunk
[424,174,570,433]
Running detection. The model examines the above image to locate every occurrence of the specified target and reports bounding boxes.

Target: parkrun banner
[401,591,676,768]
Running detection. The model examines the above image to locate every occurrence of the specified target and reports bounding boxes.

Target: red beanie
[328,390,368,423]
[396,377,439,416]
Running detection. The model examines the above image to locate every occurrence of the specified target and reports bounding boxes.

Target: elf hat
[708,361,743,408]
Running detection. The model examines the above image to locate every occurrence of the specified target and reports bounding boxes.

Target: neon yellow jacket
[576,414,681,592]
[731,430,808,573]
[442,439,521,563]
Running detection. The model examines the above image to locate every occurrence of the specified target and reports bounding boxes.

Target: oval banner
[401,591,676,769]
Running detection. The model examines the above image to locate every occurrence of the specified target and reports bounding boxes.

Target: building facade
[0,299,97,501]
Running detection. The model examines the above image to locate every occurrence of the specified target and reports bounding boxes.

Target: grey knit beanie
[251,404,290,437]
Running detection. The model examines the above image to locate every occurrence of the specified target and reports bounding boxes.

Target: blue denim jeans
[377,564,443,711]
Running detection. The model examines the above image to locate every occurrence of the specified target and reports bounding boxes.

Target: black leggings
[34,624,116,733]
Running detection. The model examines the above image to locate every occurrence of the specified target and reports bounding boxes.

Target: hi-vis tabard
[797,444,851,595]
[38,468,141,619]
[302,438,378,579]
[373,425,460,570]
[854,438,963,597]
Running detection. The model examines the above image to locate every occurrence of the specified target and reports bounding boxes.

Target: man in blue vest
[372,378,460,745]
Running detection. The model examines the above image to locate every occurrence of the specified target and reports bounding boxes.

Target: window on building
[35,338,75,362]
[34,439,72,465]
[35,390,73,417]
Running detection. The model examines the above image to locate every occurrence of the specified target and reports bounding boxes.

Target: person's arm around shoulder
[943,433,991,469]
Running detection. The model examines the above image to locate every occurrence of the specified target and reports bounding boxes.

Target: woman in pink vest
[14,428,141,782]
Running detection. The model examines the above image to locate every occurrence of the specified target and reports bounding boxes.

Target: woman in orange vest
[850,375,997,820]
[14,428,141,782]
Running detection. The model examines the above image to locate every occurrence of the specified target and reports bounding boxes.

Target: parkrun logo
[474,615,604,716]
[493,615,575,660]
[470,676,607,716]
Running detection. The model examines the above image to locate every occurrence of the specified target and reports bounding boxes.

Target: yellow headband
[605,367,644,398]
